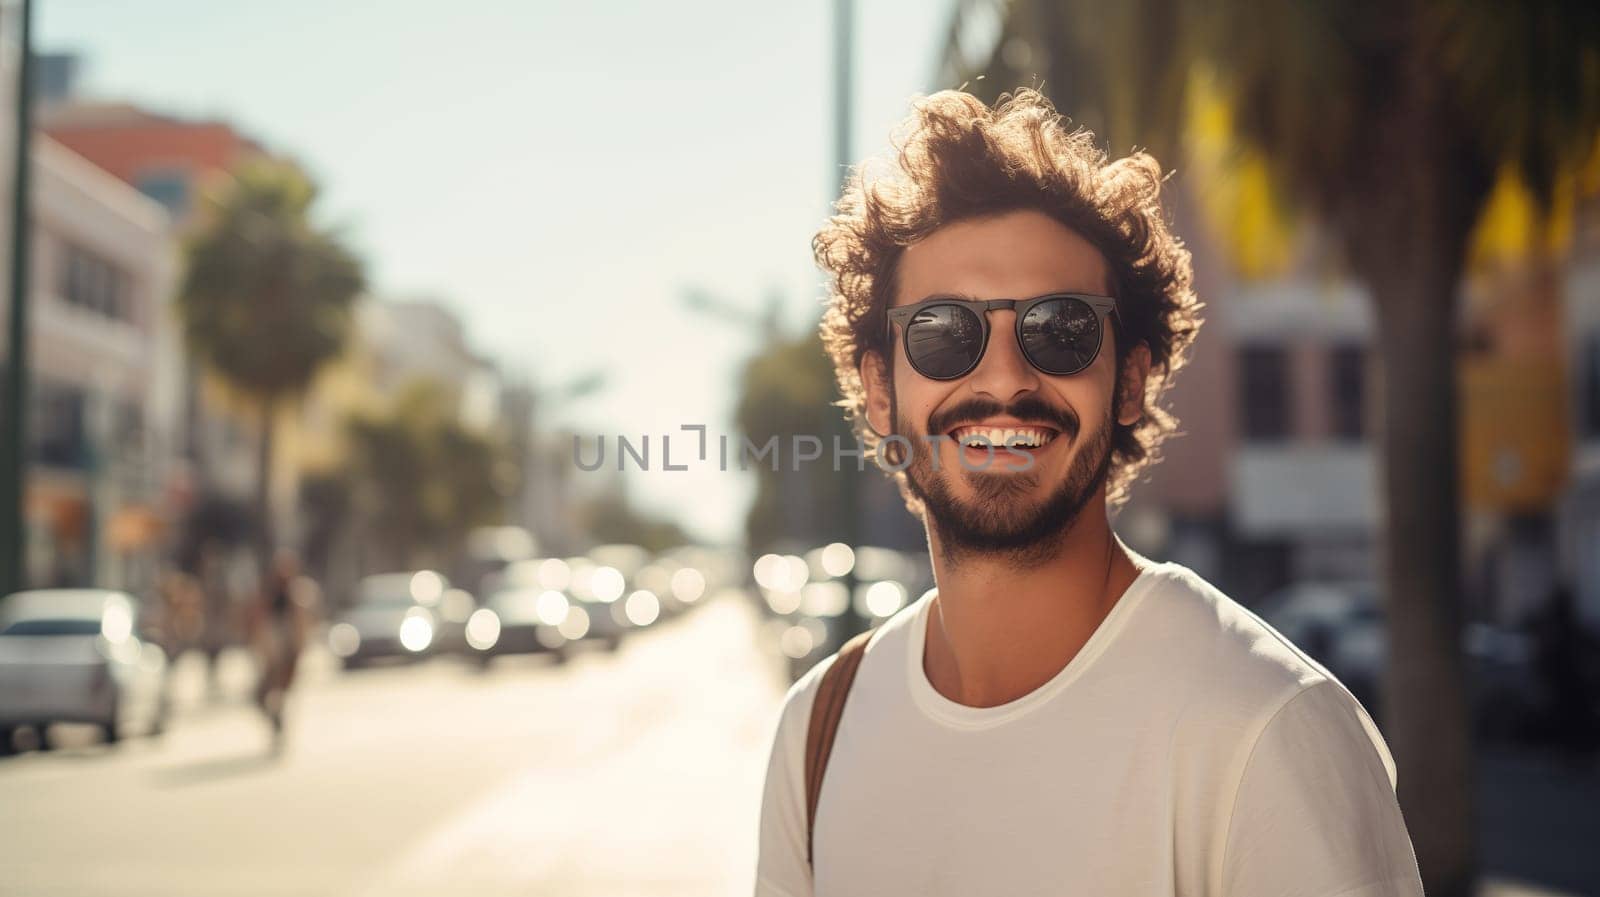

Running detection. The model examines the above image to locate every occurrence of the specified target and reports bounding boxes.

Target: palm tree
[953,2,1600,893]
[176,160,365,564]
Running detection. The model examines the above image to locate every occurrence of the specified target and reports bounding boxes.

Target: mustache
[927,395,1079,440]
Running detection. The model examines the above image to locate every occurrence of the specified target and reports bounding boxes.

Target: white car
[0,589,169,748]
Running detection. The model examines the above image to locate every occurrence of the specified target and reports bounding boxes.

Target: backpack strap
[804,626,877,868]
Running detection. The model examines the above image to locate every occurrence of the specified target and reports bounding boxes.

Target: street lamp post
[1,0,35,595]
[832,0,870,642]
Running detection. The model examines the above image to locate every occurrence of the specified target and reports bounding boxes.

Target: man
[754,89,1424,896]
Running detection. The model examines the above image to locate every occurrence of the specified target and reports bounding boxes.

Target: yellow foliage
[1467,165,1578,267]
[1182,67,1296,279]
[1184,70,1600,278]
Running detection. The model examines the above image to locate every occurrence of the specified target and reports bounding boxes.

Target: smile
[948,425,1060,449]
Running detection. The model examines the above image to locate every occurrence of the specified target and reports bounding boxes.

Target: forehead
[893,208,1111,307]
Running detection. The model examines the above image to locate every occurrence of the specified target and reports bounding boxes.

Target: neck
[920,484,1148,708]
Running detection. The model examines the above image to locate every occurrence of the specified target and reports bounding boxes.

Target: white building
[360,298,502,430]
[0,56,180,590]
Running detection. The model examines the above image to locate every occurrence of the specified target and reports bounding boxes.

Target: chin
[912,434,1113,561]
[955,470,1045,505]
[959,447,1067,486]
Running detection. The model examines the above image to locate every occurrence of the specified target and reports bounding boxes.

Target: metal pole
[834,0,853,193]
[833,0,868,640]
[1,0,34,595]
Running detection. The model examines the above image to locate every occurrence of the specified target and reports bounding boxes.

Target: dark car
[760,544,932,683]
[1257,581,1544,736]
[329,571,483,668]
[479,583,572,664]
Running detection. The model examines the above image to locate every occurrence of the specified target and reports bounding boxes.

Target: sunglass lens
[905,303,985,379]
[1020,297,1102,375]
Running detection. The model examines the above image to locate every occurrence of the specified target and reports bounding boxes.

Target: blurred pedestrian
[248,549,316,749]
[196,540,235,695]
[157,568,205,660]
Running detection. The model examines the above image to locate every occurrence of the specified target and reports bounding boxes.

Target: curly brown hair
[815,87,1204,515]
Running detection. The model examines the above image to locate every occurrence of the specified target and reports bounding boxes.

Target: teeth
[952,426,1055,448]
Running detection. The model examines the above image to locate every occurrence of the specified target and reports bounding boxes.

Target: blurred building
[358,298,502,430]
[1559,197,1600,628]
[286,296,516,589]
[497,381,582,556]
[1113,192,1382,604]
[37,63,271,515]
[40,101,264,230]
[31,52,78,106]
[0,53,179,591]
[295,297,506,472]
[1128,209,1595,620]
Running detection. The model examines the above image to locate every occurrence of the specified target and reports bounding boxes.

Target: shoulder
[761,622,901,896]
[774,610,909,740]
[1139,562,1341,697]
[1135,563,1394,779]
[756,613,910,869]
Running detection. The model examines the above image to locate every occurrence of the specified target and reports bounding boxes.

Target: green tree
[344,380,513,570]
[959,3,1600,891]
[735,330,864,553]
[176,160,365,561]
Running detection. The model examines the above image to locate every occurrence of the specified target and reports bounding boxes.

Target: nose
[964,309,1039,403]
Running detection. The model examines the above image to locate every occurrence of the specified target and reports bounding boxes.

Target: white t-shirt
[754,560,1425,897]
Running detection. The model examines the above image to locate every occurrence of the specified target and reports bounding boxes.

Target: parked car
[1256,583,1385,708]
[758,544,932,683]
[1257,582,1544,736]
[328,571,483,667]
[0,589,169,748]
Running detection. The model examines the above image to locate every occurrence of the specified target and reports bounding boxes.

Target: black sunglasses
[886,292,1120,380]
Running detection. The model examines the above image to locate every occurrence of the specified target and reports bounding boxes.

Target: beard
[897,397,1115,570]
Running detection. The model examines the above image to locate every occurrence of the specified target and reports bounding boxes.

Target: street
[0,591,788,897]
[3,586,1597,897]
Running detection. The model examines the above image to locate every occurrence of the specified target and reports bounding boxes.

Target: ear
[859,349,893,437]
[1116,342,1152,428]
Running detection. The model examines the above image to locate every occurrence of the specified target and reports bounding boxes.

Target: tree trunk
[1372,267,1475,897]
[1335,18,1492,892]
[256,395,277,569]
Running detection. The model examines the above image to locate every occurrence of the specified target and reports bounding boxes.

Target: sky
[37,0,963,544]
